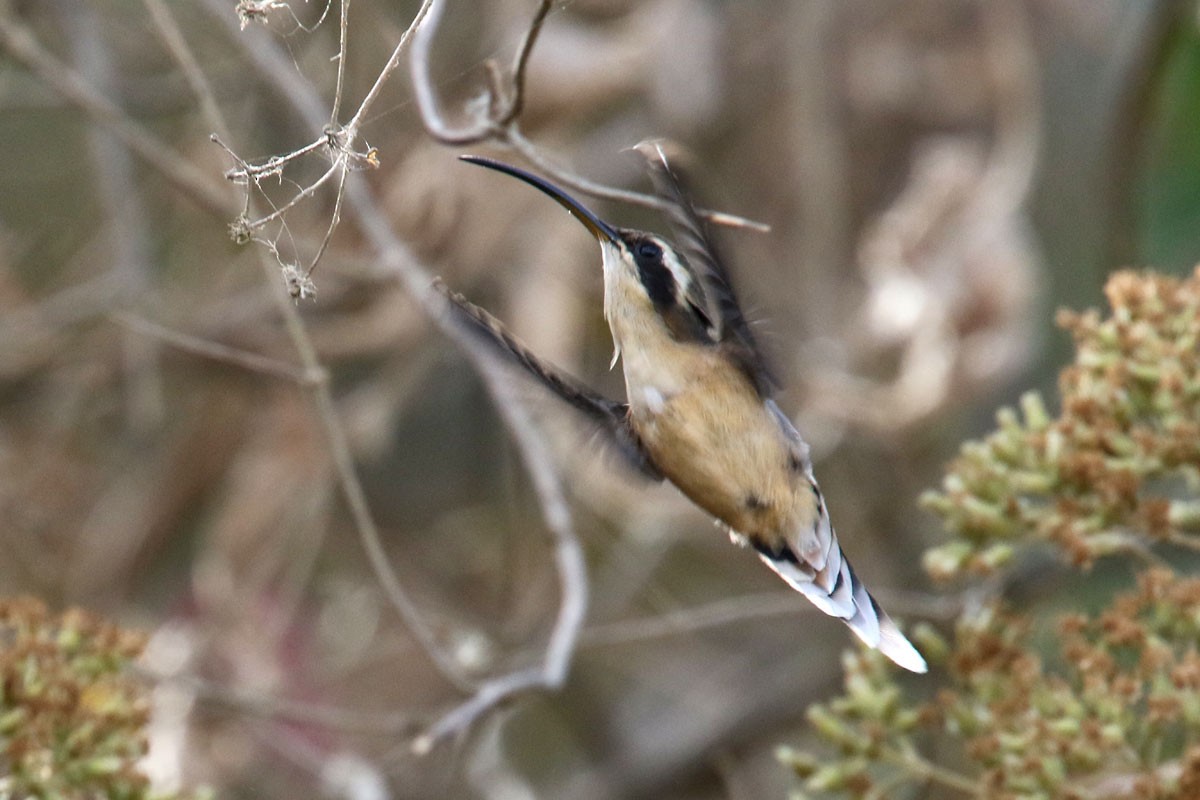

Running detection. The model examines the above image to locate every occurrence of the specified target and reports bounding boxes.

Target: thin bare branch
[329,0,350,125]
[507,130,772,232]
[199,0,330,126]
[0,274,126,375]
[244,160,343,231]
[578,585,960,649]
[142,0,231,143]
[494,0,552,125]
[216,134,329,183]
[412,667,545,754]
[342,0,435,138]
[57,0,164,433]
[408,0,772,232]
[110,313,315,384]
[203,0,592,740]
[261,254,480,692]
[410,349,588,753]
[306,165,348,278]
[194,0,477,692]
[408,355,586,755]
[0,13,237,220]
[139,667,419,735]
[407,0,769,231]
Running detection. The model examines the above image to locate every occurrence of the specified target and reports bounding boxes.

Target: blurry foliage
[1137,21,1200,271]
[782,268,1200,799]
[0,597,204,800]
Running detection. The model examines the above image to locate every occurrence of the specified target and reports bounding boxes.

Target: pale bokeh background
[0,1,1196,797]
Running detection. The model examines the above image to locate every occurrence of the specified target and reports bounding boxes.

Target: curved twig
[494,0,552,125]
[507,129,771,232]
[409,0,499,144]
[408,0,770,232]
[411,343,586,754]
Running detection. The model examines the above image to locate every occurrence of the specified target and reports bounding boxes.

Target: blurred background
[1,0,1198,797]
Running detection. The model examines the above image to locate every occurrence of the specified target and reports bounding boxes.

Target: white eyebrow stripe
[658,242,693,297]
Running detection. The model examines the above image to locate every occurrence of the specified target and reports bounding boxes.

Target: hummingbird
[436,146,927,672]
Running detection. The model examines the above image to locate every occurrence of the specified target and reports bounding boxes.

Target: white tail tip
[756,544,928,673]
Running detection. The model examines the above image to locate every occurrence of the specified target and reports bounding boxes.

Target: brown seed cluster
[921,267,1200,578]
[0,597,200,799]
[781,269,1200,799]
[782,571,1200,799]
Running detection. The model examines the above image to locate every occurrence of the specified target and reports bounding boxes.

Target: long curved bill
[460,155,620,245]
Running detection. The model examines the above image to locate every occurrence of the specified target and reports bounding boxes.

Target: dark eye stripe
[632,240,674,308]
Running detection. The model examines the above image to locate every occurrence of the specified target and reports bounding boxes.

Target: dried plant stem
[580,592,815,648]
[218,135,330,183]
[56,0,164,434]
[409,0,501,144]
[577,583,961,649]
[204,0,594,746]
[0,274,126,368]
[244,160,343,230]
[307,166,348,277]
[255,252,480,693]
[344,181,589,749]
[193,0,489,699]
[5,0,477,693]
[9,0,605,745]
[188,0,478,692]
[409,355,587,752]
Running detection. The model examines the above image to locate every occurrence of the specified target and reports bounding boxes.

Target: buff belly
[631,370,800,538]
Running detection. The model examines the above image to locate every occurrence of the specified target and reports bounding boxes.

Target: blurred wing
[634,140,777,397]
[433,279,663,480]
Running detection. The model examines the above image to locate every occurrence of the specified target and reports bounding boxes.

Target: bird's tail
[753,537,928,673]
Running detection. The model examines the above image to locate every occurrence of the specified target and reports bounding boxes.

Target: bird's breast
[626,356,809,538]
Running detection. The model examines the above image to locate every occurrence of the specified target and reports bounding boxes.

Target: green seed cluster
[782,268,1200,799]
[0,597,206,800]
[922,268,1200,578]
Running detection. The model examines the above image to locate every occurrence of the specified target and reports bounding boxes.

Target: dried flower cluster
[922,267,1200,578]
[0,597,200,800]
[783,268,1200,799]
[782,569,1200,799]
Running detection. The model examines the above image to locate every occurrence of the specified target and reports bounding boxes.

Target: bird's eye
[636,241,662,261]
